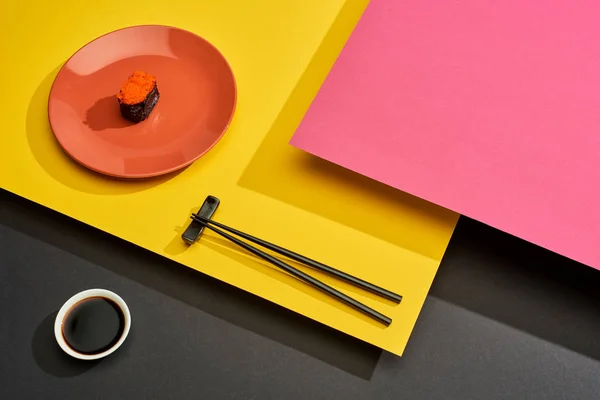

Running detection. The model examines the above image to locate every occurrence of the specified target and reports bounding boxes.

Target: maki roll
[117,71,160,123]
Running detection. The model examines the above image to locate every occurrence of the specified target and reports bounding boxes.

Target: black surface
[1,189,600,399]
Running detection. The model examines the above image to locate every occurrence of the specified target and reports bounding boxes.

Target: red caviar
[117,71,157,105]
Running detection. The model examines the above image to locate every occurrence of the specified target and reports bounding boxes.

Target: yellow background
[0,0,458,355]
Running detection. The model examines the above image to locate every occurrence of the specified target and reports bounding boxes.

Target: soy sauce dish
[54,289,131,360]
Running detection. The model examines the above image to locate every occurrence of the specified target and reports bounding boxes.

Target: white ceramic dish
[54,288,131,360]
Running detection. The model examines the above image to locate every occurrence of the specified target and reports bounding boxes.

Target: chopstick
[191,214,392,326]
[192,214,401,303]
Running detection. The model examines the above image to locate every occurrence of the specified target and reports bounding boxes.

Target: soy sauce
[62,297,125,355]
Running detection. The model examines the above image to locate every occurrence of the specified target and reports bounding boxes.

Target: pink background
[291,0,600,269]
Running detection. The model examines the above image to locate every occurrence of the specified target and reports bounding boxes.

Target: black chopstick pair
[189,213,401,327]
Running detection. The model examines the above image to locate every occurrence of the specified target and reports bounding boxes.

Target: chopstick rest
[181,195,220,245]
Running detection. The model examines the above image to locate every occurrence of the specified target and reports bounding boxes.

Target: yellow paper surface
[0,0,458,355]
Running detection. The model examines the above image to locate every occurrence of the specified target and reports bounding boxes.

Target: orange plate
[48,25,237,178]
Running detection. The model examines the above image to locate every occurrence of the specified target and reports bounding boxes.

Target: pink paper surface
[291,0,600,269]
